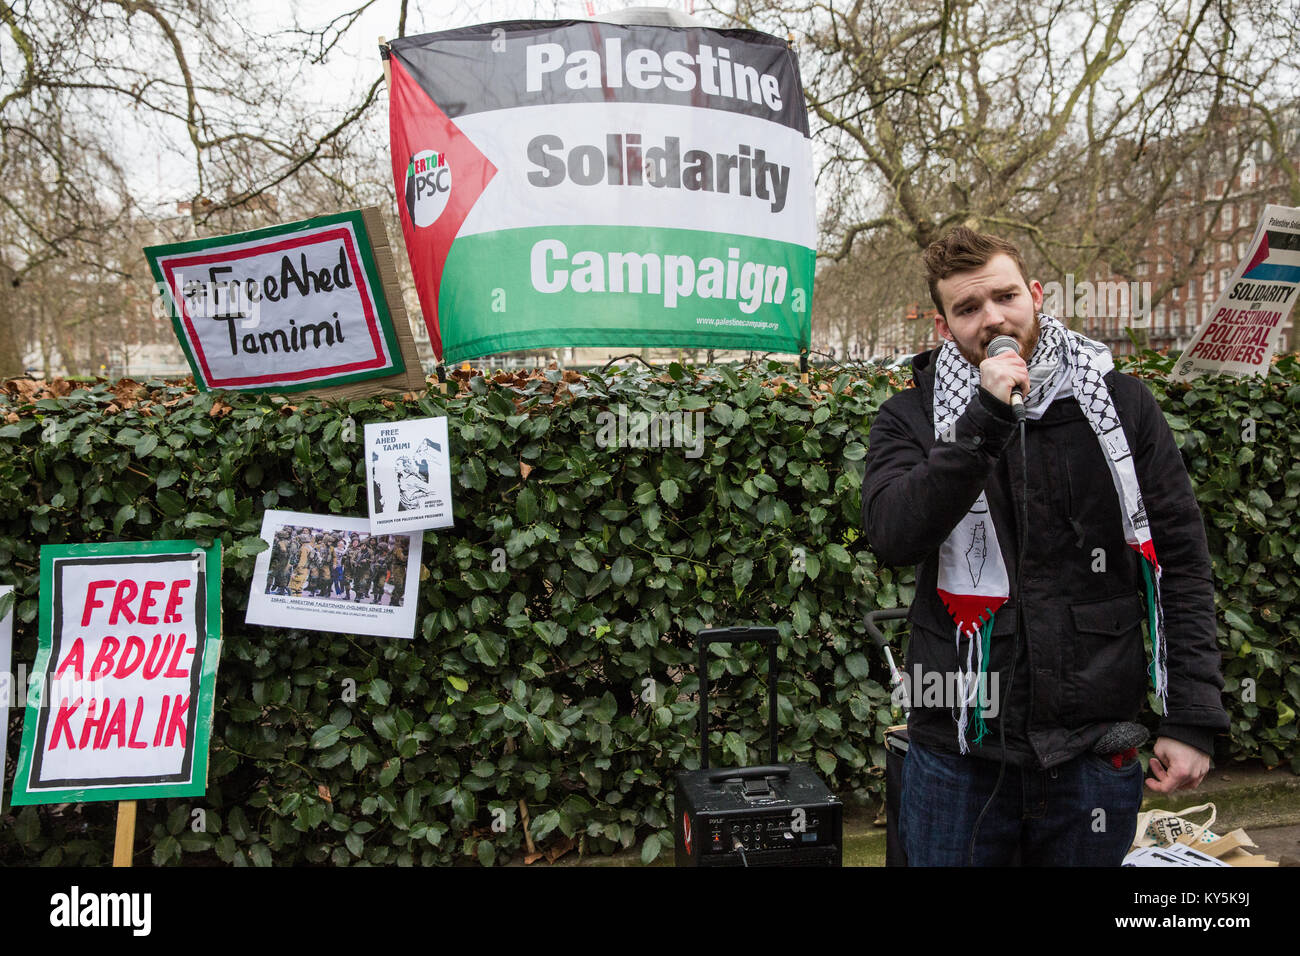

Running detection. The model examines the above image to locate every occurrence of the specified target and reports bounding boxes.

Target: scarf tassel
[955,609,995,753]
[1141,557,1169,712]
[972,615,995,745]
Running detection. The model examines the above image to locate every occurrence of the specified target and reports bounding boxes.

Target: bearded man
[861,227,1228,866]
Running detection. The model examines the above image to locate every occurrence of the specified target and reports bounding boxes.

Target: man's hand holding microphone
[981,335,1030,421]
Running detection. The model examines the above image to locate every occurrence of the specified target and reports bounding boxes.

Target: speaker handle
[705,765,791,784]
[698,626,780,770]
[863,607,908,649]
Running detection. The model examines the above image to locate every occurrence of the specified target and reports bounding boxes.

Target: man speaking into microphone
[861,227,1228,865]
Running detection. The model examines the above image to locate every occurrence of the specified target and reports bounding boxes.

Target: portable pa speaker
[673,627,842,867]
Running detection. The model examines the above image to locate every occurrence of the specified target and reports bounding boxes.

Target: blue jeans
[899,740,1143,866]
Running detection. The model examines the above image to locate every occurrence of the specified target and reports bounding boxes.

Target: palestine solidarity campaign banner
[386,20,815,362]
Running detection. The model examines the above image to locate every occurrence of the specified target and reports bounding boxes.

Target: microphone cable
[967,413,1029,865]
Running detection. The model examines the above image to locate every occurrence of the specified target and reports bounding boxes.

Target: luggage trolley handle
[864,608,909,712]
[698,626,780,771]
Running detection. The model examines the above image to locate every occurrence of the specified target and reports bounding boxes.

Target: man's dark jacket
[861,347,1229,768]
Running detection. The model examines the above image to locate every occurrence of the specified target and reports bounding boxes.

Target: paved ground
[1246,823,1300,866]
[813,761,1300,866]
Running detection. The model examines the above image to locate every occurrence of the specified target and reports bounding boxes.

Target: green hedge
[0,353,1295,866]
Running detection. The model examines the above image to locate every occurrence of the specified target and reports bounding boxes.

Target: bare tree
[715,0,1300,330]
[813,230,929,359]
[0,0,404,378]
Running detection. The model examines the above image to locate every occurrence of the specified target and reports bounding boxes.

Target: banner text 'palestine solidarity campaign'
[387,20,816,362]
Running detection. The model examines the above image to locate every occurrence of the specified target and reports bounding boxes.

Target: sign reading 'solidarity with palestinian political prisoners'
[10,541,222,805]
[1170,203,1300,381]
[146,209,406,392]
[386,20,815,363]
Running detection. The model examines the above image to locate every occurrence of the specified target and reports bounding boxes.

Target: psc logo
[404,149,452,227]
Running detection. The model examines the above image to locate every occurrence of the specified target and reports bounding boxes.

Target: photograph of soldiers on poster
[246,511,421,639]
[264,525,410,606]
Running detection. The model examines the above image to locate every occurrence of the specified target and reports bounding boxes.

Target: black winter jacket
[861,347,1230,767]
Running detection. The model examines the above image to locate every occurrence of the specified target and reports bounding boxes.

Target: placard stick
[113,801,137,867]
[518,798,536,856]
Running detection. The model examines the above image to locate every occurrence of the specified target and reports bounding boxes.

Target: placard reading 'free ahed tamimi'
[364,417,454,534]
[146,207,425,396]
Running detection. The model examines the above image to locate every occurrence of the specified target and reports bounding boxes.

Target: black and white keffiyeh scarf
[931,313,1167,752]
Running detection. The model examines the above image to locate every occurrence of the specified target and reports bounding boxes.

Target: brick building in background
[876,107,1300,362]
[1083,119,1299,356]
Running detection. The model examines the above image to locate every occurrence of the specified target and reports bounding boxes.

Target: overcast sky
[129,1,718,208]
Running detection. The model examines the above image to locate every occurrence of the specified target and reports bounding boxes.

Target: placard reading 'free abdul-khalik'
[11,541,222,805]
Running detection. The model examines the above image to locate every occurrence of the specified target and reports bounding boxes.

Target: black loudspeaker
[673,627,843,867]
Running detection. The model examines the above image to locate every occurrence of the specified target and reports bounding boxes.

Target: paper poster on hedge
[10,541,222,805]
[364,417,454,533]
[145,207,422,394]
[245,511,422,639]
[1170,203,1300,381]
[0,586,13,811]
[386,20,816,362]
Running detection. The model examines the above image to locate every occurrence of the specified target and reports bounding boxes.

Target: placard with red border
[11,540,222,805]
[146,209,410,393]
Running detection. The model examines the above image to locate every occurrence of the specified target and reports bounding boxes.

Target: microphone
[986,335,1027,422]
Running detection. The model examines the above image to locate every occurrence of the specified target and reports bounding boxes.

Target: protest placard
[1170,203,1300,381]
[365,417,454,534]
[245,511,422,639]
[0,586,12,811]
[10,541,222,805]
[146,207,426,396]
[385,20,816,362]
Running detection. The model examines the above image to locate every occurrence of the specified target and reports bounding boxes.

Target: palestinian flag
[1242,227,1300,284]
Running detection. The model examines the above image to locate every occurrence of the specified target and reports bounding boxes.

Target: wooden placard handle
[113,800,137,867]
